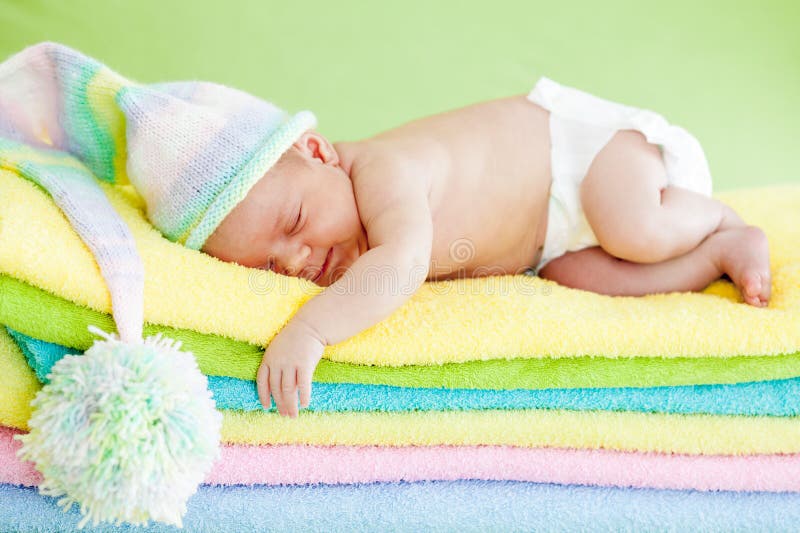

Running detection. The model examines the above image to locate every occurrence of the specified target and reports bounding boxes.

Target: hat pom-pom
[13,326,223,529]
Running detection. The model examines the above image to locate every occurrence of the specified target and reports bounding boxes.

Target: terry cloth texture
[0,168,798,365]
[9,325,800,417]
[4,280,800,389]
[2,481,800,532]
[2,336,800,455]
[3,425,800,493]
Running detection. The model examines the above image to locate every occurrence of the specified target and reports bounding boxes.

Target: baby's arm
[256,172,433,417]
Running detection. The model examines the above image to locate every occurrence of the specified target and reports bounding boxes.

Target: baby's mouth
[313,248,333,283]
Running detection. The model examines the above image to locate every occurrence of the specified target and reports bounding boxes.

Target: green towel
[3,273,800,389]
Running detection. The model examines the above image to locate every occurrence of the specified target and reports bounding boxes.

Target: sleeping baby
[201,77,771,418]
[0,43,770,420]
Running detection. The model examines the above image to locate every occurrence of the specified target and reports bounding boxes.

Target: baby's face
[202,138,368,287]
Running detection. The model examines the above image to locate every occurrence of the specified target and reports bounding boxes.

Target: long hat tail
[0,42,143,342]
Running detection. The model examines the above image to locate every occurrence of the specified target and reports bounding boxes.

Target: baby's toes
[741,271,763,306]
[758,270,772,306]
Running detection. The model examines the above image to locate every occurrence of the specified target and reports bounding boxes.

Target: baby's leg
[580,129,742,263]
[538,226,770,306]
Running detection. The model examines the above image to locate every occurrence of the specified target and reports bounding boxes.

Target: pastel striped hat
[118,81,317,250]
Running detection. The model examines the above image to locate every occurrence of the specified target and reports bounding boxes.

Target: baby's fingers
[297,366,313,410]
[256,362,272,410]
[269,367,284,416]
[282,368,299,418]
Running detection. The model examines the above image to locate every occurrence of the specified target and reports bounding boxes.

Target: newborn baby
[202,77,771,418]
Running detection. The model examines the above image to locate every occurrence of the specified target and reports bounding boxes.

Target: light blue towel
[1,481,799,532]
[7,325,800,416]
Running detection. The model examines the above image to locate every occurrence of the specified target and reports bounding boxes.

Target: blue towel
[1,481,799,532]
[7,325,800,416]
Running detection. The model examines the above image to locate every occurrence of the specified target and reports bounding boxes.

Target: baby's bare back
[337,95,554,280]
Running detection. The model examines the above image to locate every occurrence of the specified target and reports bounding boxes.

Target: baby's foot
[711,226,771,307]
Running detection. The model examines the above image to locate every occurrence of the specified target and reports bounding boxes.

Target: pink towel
[2,426,798,492]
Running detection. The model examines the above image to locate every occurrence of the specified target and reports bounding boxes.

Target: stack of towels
[1,164,800,531]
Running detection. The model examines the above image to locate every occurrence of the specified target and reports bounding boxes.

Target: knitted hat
[0,41,316,528]
[117,80,316,250]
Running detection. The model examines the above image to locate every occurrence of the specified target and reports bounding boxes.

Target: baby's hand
[256,319,326,418]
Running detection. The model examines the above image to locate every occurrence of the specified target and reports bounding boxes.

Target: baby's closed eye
[288,205,304,235]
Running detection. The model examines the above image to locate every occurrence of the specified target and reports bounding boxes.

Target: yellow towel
[0,327,40,430]
[2,327,799,455]
[1,169,798,365]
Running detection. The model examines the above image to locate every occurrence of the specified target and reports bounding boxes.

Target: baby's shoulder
[349,140,434,202]
[341,144,432,239]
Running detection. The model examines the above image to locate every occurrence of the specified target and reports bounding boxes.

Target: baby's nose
[282,244,312,276]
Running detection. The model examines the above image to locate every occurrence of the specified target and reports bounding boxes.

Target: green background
[1,0,797,190]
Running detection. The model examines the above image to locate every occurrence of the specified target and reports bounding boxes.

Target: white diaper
[527,76,713,275]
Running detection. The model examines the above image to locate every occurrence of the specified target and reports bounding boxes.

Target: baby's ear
[292,130,339,166]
